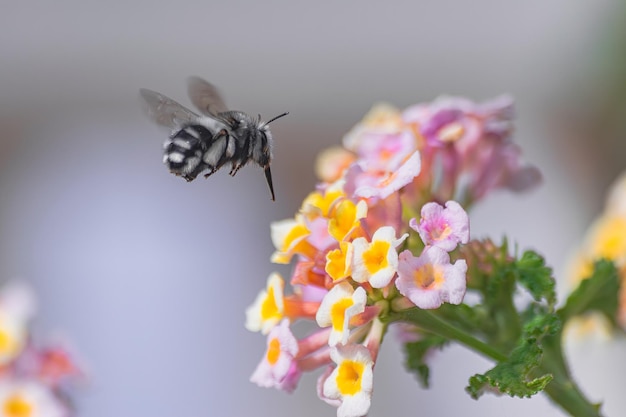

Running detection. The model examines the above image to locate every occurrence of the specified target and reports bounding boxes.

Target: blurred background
[1,1,626,416]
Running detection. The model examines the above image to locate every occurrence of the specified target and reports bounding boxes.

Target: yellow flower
[0,312,27,366]
[326,242,354,282]
[585,215,626,263]
[301,187,345,219]
[270,216,316,264]
[328,199,367,242]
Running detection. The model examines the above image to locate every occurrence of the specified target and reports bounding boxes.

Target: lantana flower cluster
[0,281,83,417]
[245,96,540,417]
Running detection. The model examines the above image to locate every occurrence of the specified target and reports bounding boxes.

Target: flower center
[266,337,281,365]
[261,287,280,320]
[283,224,310,252]
[336,360,364,395]
[431,222,452,241]
[413,264,444,289]
[331,298,354,331]
[3,393,32,417]
[438,122,465,143]
[363,241,390,274]
[326,248,349,281]
[0,326,15,356]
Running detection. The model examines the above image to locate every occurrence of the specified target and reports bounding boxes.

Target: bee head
[253,112,288,201]
[251,112,289,167]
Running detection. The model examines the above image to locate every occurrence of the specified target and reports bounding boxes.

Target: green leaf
[403,334,448,388]
[466,313,559,399]
[558,259,620,327]
[515,250,557,308]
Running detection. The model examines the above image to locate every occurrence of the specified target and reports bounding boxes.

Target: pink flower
[404,95,514,152]
[344,151,421,200]
[349,129,416,173]
[468,142,542,200]
[401,95,539,205]
[396,247,467,309]
[18,345,84,388]
[250,320,301,393]
[410,201,469,251]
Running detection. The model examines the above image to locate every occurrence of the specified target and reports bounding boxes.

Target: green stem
[387,307,507,362]
[538,332,603,417]
[388,307,602,417]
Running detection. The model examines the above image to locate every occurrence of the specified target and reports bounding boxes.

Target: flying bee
[139,77,288,200]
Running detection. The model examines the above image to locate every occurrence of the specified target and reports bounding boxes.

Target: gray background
[1,1,625,416]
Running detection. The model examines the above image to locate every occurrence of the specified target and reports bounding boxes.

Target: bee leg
[203,167,218,179]
[216,129,229,139]
[229,163,243,176]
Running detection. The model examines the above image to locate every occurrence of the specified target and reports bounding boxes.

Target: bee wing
[187,76,229,117]
[139,88,199,129]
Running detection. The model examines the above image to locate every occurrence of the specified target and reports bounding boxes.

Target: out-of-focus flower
[584,215,626,263]
[0,380,66,417]
[401,95,540,206]
[396,247,468,309]
[246,273,286,334]
[0,312,27,367]
[344,151,421,200]
[606,170,626,217]
[568,169,626,331]
[0,282,36,324]
[250,320,301,392]
[0,282,36,367]
[315,147,357,184]
[405,95,513,149]
[31,346,83,387]
[0,281,83,417]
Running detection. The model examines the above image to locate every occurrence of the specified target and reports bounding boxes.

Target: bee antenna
[265,112,289,125]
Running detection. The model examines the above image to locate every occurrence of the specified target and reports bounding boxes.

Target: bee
[139,77,288,200]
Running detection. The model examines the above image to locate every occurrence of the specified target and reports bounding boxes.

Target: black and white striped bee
[140,77,288,200]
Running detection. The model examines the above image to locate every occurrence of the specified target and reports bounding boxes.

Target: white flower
[322,344,374,417]
[0,380,66,417]
[352,227,408,288]
[245,273,285,334]
[316,283,366,346]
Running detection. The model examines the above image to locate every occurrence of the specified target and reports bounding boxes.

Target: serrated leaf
[465,313,558,399]
[558,260,620,326]
[466,338,552,399]
[524,312,561,338]
[515,250,557,307]
[403,335,448,388]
